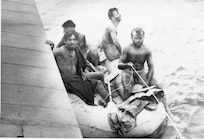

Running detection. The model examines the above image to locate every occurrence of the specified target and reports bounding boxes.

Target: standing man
[100,7,122,73]
[118,27,160,101]
[101,7,122,61]
[53,31,109,106]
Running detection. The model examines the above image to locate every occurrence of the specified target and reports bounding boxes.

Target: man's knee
[87,49,99,66]
[97,72,104,78]
[150,78,161,88]
[96,80,104,88]
[88,72,104,81]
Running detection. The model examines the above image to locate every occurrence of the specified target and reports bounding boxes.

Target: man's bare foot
[98,99,107,107]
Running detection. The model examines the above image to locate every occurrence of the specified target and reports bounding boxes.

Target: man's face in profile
[112,10,121,22]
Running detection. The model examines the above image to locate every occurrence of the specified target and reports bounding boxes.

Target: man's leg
[136,71,156,87]
[86,49,99,66]
[95,80,109,100]
[119,71,134,101]
[62,74,95,105]
[149,77,162,89]
[85,71,105,84]
[94,80,110,106]
[104,58,120,74]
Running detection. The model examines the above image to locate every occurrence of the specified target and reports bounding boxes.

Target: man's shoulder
[126,43,134,48]
[77,32,86,40]
[53,45,65,56]
[74,30,85,38]
[142,44,152,54]
[123,44,132,52]
[106,24,116,31]
[78,32,85,37]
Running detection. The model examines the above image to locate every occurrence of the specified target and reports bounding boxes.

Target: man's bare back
[101,8,122,61]
[102,24,117,45]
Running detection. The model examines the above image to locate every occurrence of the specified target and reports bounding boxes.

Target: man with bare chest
[117,28,159,101]
[53,31,108,105]
[53,32,78,76]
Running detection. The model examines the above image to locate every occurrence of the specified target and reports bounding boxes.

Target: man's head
[131,28,145,47]
[62,20,76,33]
[63,31,79,50]
[108,8,121,22]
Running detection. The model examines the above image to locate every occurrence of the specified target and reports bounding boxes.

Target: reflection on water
[35,0,204,138]
[162,74,204,139]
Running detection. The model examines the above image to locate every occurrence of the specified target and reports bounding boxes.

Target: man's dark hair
[62,20,76,28]
[63,30,79,41]
[108,7,118,20]
[131,27,145,38]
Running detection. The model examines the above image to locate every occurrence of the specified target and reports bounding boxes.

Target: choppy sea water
[35,0,204,138]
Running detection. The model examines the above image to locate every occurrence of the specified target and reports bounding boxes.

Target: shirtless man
[101,7,122,61]
[47,20,105,84]
[53,31,108,105]
[55,20,88,58]
[118,27,160,101]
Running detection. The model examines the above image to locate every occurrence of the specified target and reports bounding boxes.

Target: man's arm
[146,51,154,85]
[118,47,131,70]
[78,34,86,48]
[53,46,63,56]
[86,60,97,72]
[110,28,122,54]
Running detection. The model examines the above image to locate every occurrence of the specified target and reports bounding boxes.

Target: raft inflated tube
[70,94,167,137]
[129,65,184,139]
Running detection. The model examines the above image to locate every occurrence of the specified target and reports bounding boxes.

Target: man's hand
[45,40,55,50]
[127,62,134,67]
[86,60,97,72]
[81,71,88,81]
[118,62,133,70]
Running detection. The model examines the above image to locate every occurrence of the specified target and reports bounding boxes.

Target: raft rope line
[106,66,184,138]
[128,65,185,139]
[106,71,134,137]
[110,69,134,94]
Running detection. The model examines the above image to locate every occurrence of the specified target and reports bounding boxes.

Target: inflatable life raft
[46,41,167,137]
[69,86,167,138]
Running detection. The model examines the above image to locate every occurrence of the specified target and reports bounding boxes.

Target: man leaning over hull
[47,20,106,85]
[53,31,109,106]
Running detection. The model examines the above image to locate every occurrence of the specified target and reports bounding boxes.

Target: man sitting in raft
[47,19,106,85]
[118,27,161,101]
[53,31,109,106]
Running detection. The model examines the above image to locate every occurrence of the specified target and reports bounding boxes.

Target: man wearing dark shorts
[118,28,160,101]
[53,31,108,105]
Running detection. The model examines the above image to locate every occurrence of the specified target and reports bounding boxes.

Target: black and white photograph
[1,0,204,138]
